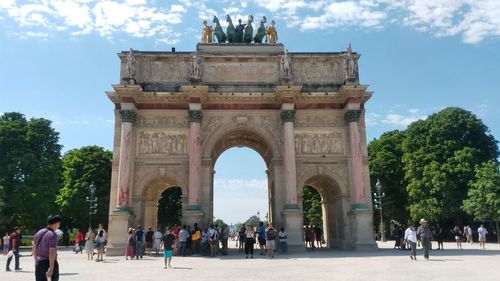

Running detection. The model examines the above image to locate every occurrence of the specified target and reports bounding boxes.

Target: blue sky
[1,0,499,223]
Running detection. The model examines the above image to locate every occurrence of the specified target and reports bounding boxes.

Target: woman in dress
[126,228,136,260]
[95,229,106,262]
[85,227,95,261]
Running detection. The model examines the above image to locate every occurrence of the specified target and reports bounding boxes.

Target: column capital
[280,109,296,123]
[188,109,203,123]
[344,109,362,123]
[119,109,137,123]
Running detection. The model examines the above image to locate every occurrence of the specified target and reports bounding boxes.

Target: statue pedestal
[183,205,204,227]
[349,208,377,250]
[282,205,303,249]
[105,210,130,256]
[121,77,136,85]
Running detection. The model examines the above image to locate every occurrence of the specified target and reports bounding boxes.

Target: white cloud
[0,0,187,44]
[381,113,426,126]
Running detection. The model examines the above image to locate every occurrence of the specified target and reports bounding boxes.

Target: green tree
[0,112,62,231]
[404,107,498,223]
[157,187,182,228]
[244,215,261,227]
[368,130,408,225]
[214,218,225,227]
[56,146,112,230]
[463,161,500,242]
[302,186,322,226]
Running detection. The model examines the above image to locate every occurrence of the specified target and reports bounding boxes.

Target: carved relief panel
[295,131,344,155]
[137,131,187,155]
[292,58,345,84]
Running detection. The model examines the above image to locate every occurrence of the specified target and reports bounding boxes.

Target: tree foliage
[56,146,112,230]
[157,187,182,228]
[462,161,500,222]
[368,130,408,225]
[0,112,62,231]
[302,186,323,226]
[244,215,262,227]
[403,108,498,222]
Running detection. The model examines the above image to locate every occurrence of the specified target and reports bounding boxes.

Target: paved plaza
[2,241,499,281]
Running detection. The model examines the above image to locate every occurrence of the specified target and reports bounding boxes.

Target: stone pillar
[184,109,204,226]
[116,109,136,210]
[344,109,367,209]
[280,108,302,248]
[280,109,298,206]
[345,108,377,250]
[106,108,136,256]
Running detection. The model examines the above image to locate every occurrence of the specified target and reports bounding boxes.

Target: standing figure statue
[226,15,236,43]
[201,20,213,43]
[344,43,358,83]
[253,16,267,43]
[243,15,254,44]
[281,49,291,79]
[266,20,278,44]
[235,19,246,43]
[126,48,136,79]
[213,16,227,43]
[190,52,202,80]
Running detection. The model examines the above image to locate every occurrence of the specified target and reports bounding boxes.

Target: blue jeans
[179,241,186,256]
[136,241,144,258]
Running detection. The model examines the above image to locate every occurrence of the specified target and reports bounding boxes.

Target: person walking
[221,223,230,255]
[244,225,255,259]
[265,223,277,258]
[85,227,95,261]
[153,228,163,256]
[32,215,61,281]
[2,232,10,255]
[145,226,154,256]
[75,230,84,254]
[238,227,245,253]
[6,226,21,271]
[172,224,180,256]
[178,225,188,256]
[452,226,463,249]
[160,227,175,269]
[208,224,218,257]
[466,225,473,244]
[304,226,311,249]
[95,229,105,262]
[191,223,202,256]
[435,225,444,250]
[404,223,417,260]
[416,218,432,260]
[478,224,488,249]
[135,225,144,259]
[125,228,135,260]
[278,227,288,254]
[315,226,323,248]
[258,222,266,255]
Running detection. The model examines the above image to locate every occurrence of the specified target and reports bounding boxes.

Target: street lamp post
[373,179,386,242]
[86,182,98,228]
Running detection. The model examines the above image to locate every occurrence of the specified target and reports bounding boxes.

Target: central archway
[200,125,280,227]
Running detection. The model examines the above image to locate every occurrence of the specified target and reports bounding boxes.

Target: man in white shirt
[404,223,417,260]
[153,228,163,255]
[477,225,488,249]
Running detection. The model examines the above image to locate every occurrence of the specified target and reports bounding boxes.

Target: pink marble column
[116,109,136,210]
[281,109,298,206]
[188,110,203,206]
[345,109,367,208]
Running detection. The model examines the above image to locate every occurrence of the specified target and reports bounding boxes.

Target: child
[2,232,10,255]
[160,227,175,269]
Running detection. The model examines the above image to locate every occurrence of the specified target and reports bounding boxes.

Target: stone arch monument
[105,43,376,255]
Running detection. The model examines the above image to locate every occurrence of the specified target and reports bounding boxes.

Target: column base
[183,205,204,227]
[282,205,303,249]
[105,210,131,256]
[349,209,378,251]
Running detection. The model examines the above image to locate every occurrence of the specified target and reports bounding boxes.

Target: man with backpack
[32,215,62,281]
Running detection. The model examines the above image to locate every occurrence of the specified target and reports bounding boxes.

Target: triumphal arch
[105,38,376,254]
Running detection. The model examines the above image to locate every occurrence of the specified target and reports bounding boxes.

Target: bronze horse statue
[243,15,254,43]
[226,15,236,43]
[213,16,226,43]
[253,16,266,43]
